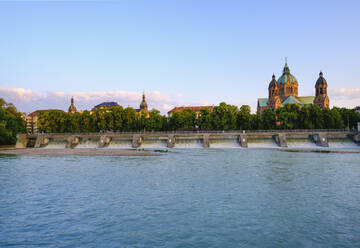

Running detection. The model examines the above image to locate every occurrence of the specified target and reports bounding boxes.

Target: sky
[0,0,360,114]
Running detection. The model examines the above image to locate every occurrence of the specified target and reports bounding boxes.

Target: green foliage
[36,102,360,133]
[0,98,26,145]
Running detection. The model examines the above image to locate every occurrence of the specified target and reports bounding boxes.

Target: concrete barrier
[66,136,80,149]
[15,133,28,148]
[20,131,358,149]
[353,134,360,144]
[312,133,329,147]
[34,134,50,148]
[167,135,176,148]
[203,134,210,148]
[238,134,248,148]
[273,134,287,147]
[132,135,142,148]
[99,136,111,148]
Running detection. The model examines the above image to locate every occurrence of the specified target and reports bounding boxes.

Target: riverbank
[0,148,160,156]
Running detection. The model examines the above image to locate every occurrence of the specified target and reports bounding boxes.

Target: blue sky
[0,0,359,113]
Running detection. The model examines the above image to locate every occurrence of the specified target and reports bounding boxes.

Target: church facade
[257,63,329,113]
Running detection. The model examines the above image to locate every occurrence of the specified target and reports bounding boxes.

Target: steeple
[68,96,77,114]
[283,62,290,75]
[140,91,148,111]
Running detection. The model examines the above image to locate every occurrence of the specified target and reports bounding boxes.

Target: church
[257,62,329,113]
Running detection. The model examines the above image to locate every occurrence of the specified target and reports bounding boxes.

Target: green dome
[277,63,298,85]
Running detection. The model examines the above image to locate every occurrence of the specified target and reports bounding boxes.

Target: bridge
[16,130,360,149]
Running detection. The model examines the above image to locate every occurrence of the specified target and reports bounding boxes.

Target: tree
[262,109,276,130]
[211,102,238,130]
[237,105,252,130]
[0,98,26,145]
[197,108,213,130]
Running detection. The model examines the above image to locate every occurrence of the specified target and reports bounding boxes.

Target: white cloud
[0,88,40,102]
[328,88,360,108]
[329,88,360,99]
[0,88,176,114]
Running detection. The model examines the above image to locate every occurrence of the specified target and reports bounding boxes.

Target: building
[257,62,330,113]
[92,101,119,111]
[68,97,77,114]
[135,92,148,115]
[26,110,57,133]
[91,92,149,116]
[168,105,214,117]
[354,106,360,114]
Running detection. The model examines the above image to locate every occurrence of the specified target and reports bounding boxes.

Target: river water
[1,148,360,247]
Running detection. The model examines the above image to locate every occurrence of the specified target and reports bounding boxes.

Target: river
[1,148,360,247]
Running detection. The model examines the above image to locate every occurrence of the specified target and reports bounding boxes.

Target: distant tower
[267,74,282,110]
[139,92,148,111]
[313,71,330,108]
[68,97,77,114]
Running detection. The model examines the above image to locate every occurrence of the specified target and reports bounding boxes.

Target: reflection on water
[1,149,360,247]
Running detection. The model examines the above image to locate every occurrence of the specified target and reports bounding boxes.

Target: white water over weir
[17,130,360,149]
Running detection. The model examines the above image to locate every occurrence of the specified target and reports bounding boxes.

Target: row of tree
[37,103,360,133]
[0,98,26,145]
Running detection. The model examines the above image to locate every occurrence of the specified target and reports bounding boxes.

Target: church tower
[68,97,77,114]
[313,71,330,108]
[139,92,148,112]
[267,74,282,110]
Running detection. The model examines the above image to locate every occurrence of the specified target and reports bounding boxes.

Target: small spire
[272,73,276,79]
[285,57,287,65]
[71,96,74,104]
[319,71,323,77]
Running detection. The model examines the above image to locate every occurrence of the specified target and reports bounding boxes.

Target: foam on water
[43,140,66,149]
[209,139,241,148]
[247,138,278,148]
[141,140,167,148]
[76,140,98,149]
[328,138,360,149]
[287,138,318,148]
[175,139,203,148]
[106,140,132,149]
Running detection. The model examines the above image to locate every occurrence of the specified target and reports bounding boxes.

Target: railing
[28,129,357,136]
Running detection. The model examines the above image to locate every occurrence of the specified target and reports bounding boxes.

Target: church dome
[268,74,278,89]
[315,71,327,87]
[277,63,298,85]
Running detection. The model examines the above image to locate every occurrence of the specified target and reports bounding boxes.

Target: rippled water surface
[1,149,360,247]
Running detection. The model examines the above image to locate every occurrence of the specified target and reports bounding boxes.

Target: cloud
[0,88,40,102]
[328,88,360,109]
[0,88,176,114]
[329,88,360,99]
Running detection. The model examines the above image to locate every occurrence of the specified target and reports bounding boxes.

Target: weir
[273,134,287,147]
[17,130,359,149]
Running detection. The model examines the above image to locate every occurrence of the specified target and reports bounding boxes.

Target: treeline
[37,102,360,133]
[0,98,26,145]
